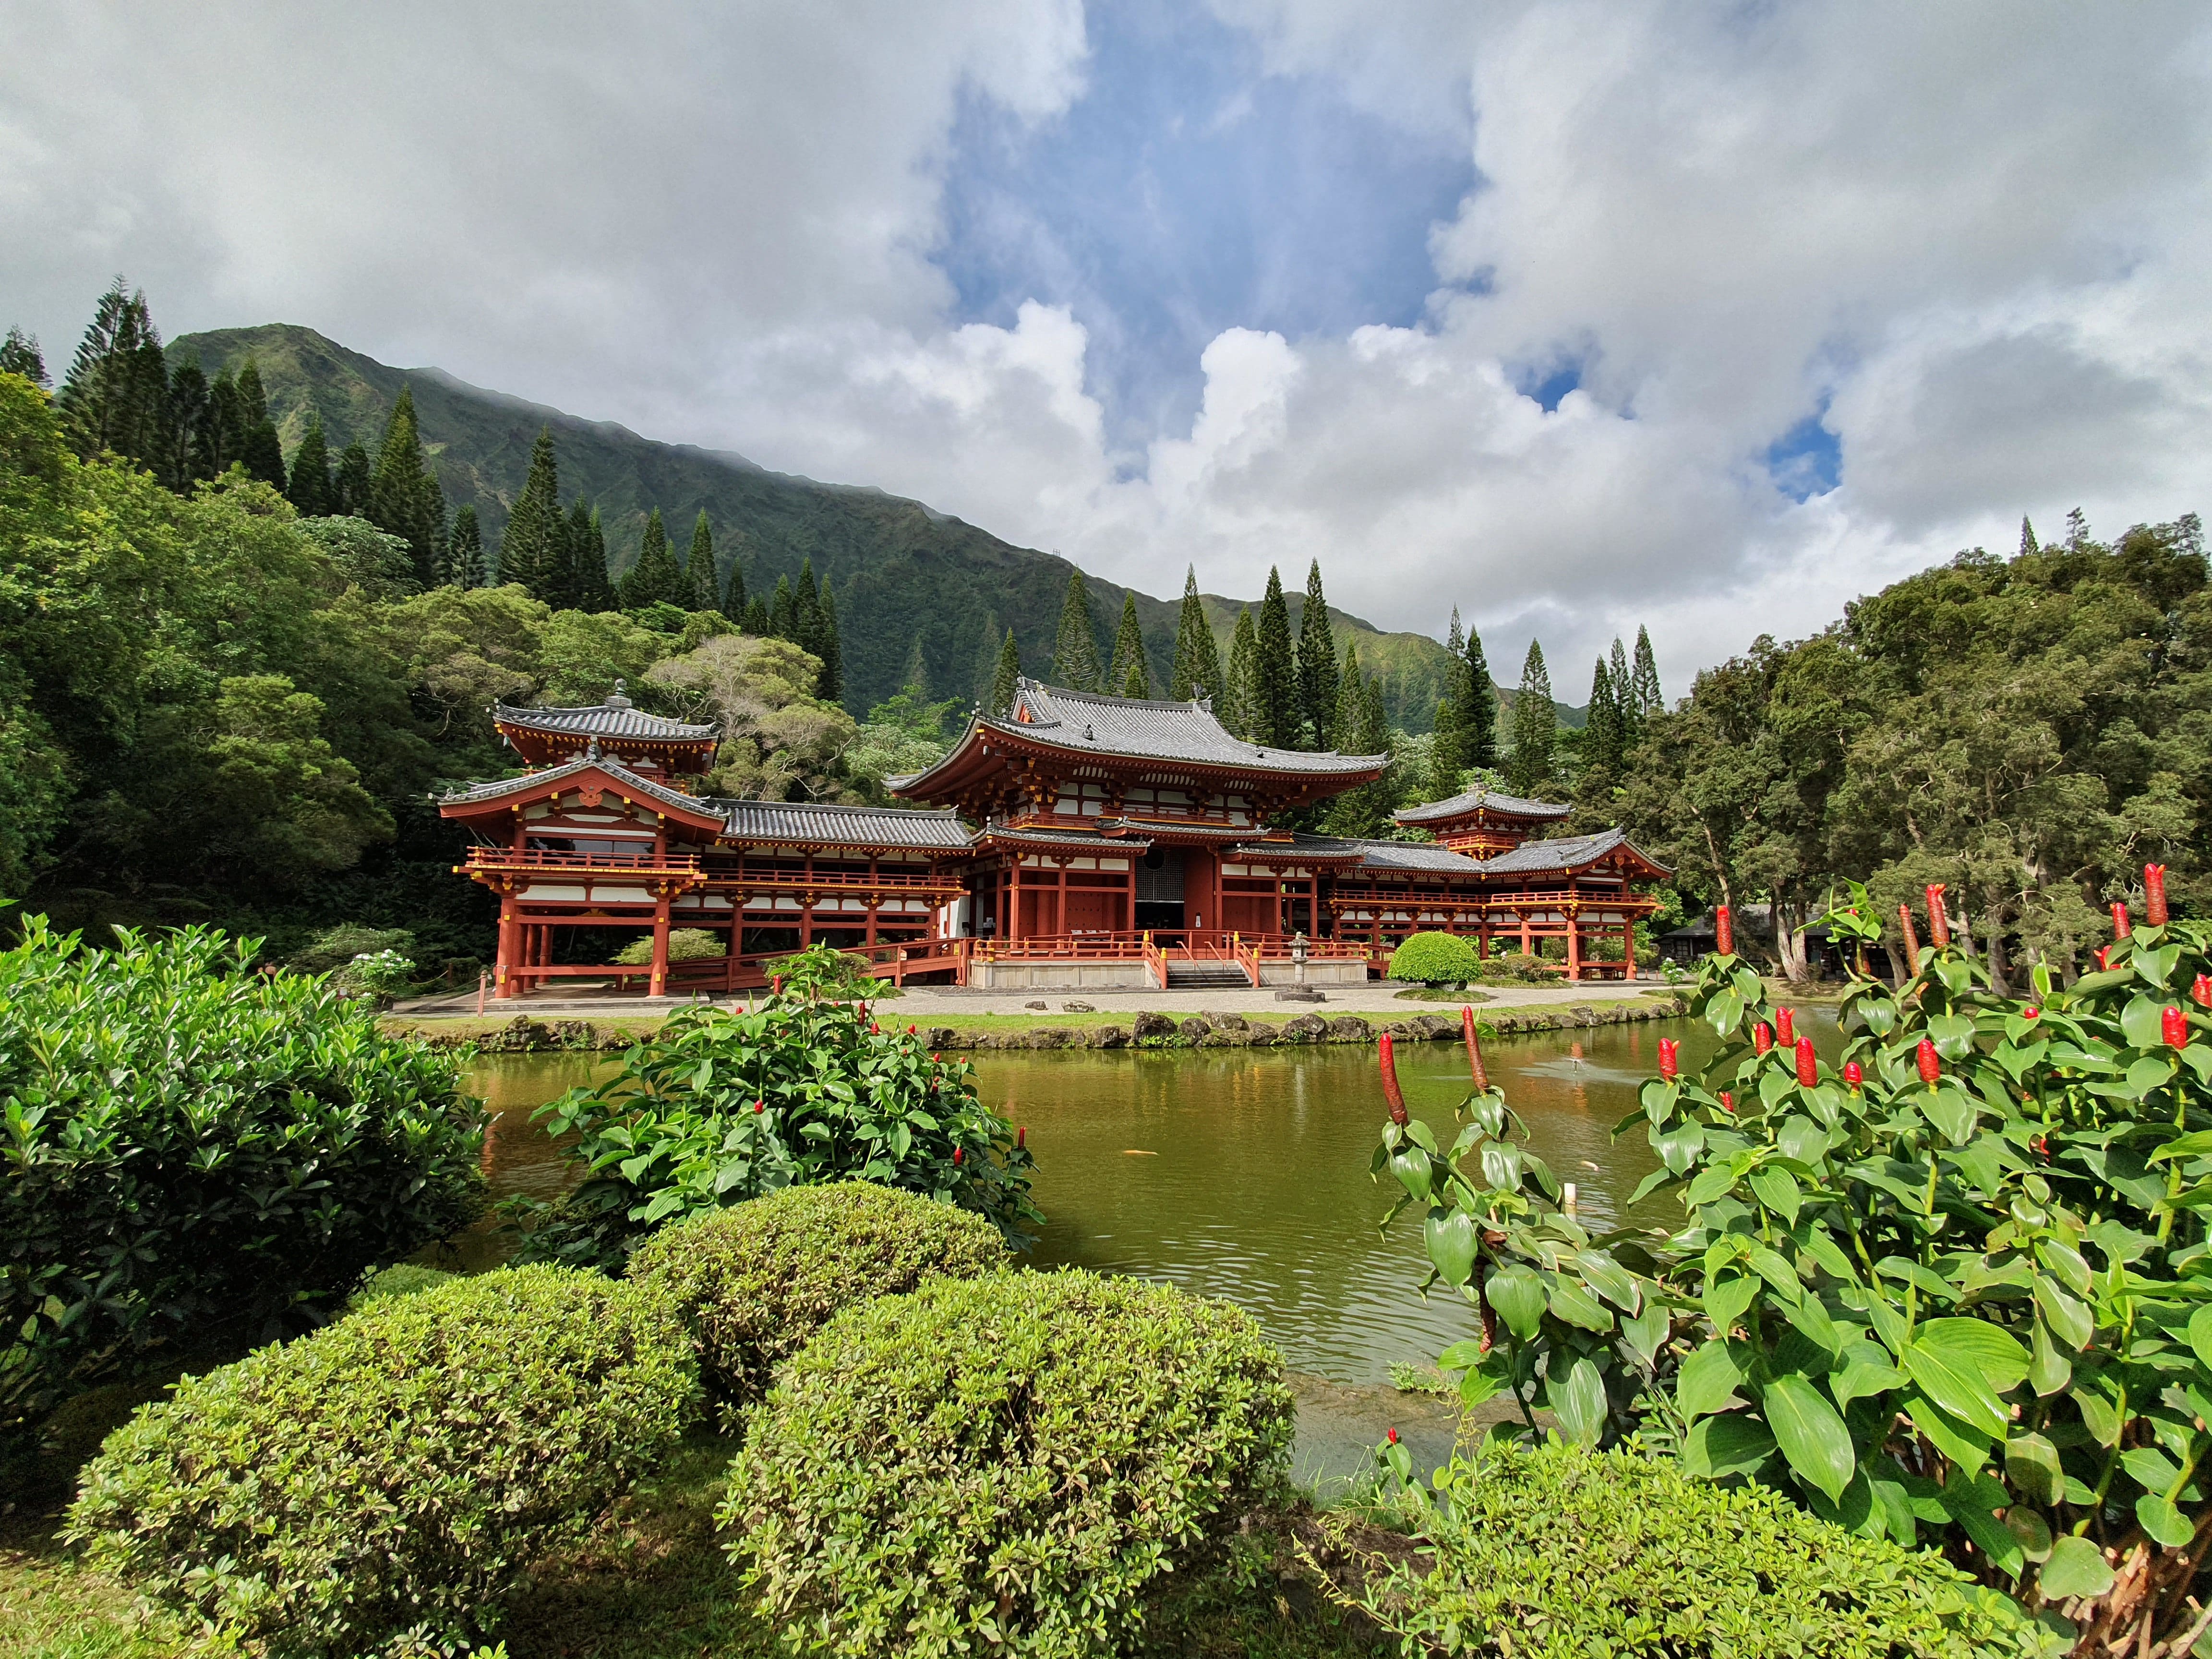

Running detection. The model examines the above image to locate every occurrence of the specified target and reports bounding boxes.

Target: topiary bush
[719,1270,1294,1659]
[68,1265,697,1659]
[1333,1442,2025,1658]
[628,1180,1010,1410]
[0,916,486,1441]
[612,927,724,965]
[346,1262,455,1310]
[1388,930,1480,987]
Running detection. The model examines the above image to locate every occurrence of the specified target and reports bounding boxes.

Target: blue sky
[938,2,1478,453]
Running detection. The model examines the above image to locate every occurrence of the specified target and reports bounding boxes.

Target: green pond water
[464,1014,1822,1485]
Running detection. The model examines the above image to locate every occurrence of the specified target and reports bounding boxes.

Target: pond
[462,1012,1817,1484]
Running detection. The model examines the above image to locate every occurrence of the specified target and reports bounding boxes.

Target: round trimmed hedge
[1388,930,1480,987]
[1336,1442,2027,1658]
[719,1270,1294,1659]
[68,1266,697,1658]
[627,1180,1011,1409]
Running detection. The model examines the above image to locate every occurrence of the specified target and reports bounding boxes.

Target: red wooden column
[495,890,519,999]
[1008,860,1024,941]
[1565,904,1583,983]
[1519,906,1534,955]
[649,892,672,996]
[1622,918,1637,979]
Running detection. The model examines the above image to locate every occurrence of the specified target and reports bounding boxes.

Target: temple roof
[1479,828,1670,877]
[1394,785,1572,826]
[437,753,726,831]
[493,690,715,745]
[976,821,1153,854]
[1346,838,1492,874]
[1227,832,1372,864]
[716,799,972,851]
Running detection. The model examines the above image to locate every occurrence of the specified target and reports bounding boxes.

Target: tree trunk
[1881,941,1908,985]
[1985,909,2012,998]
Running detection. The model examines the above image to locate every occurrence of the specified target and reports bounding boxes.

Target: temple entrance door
[1133,845,1185,932]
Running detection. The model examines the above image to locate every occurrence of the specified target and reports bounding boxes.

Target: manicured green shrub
[512,997,1036,1272]
[68,1266,697,1658]
[346,1262,455,1309]
[720,1270,1294,1659]
[1334,1442,2024,1658]
[287,923,419,975]
[612,926,724,965]
[1387,930,1480,987]
[1471,949,1551,984]
[0,916,486,1440]
[628,1181,1010,1408]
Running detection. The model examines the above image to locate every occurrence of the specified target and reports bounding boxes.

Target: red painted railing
[464,847,702,876]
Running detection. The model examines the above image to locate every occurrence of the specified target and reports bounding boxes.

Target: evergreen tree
[1430,606,1470,793]
[723,554,748,624]
[285,418,333,516]
[1583,655,1624,776]
[2020,516,2040,558]
[1630,625,1662,715]
[621,508,685,608]
[1224,607,1260,737]
[1609,637,1638,745]
[1295,559,1338,749]
[446,505,484,588]
[969,610,1004,702]
[1507,639,1556,798]
[570,503,616,610]
[423,469,449,586]
[1252,566,1298,747]
[2,327,48,386]
[988,628,1022,717]
[1325,646,1393,836]
[333,442,373,517]
[57,277,169,473]
[1107,591,1150,697]
[901,635,929,697]
[1169,566,1223,699]
[685,512,720,612]
[196,370,244,482]
[816,584,843,703]
[1049,568,1101,691]
[498,427,565,601]
[1463,620,1498,769]
[769,574,796,639]
[162,363,210,489]
[793,559,824,654]
[234,361,284,489]
[743,594,770,635]
[369,386,439,584]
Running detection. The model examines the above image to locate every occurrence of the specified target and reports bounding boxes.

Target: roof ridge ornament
[606,678,633,709]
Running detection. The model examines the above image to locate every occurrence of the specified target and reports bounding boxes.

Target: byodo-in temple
[439,677,1669,997]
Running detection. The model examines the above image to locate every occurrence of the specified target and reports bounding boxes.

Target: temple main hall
[439,678,1667,997]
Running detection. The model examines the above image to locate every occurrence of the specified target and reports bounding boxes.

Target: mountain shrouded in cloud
[4,2,2209,685]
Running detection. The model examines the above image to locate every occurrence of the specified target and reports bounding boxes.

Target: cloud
[8,0,2212,696]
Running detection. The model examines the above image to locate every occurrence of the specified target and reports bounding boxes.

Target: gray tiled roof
[493,696,716,743]
[1343,839,1493,874]
[979,821,1154,853]
[1226,832,1372,863]
[1395,785,1571,825]
[438,754,716,819]
[987,679,1386,775]
[716,799,972,851]
[1479,828,1646,874]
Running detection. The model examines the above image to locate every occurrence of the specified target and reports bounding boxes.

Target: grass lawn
[4,1426,1390,1659]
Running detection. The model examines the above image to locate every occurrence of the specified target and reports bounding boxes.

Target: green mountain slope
[170,324,1538,730]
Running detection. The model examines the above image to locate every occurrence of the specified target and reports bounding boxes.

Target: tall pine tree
[1507,639,1555,798]
[768,574,797,639]
[0,327,45,386]
[722,553,748,624]
[1107,592,1150,697]
[621,508,685,608]
[196,371,243,482]
[1583,655,1624,776]
[56,277,169,474]
[1169,566,1223,699]
[1431,607,1471,794]
[816,584,843,703]
[1463,620,1498,769]
[285,418,333,516]
[1324,645,1393,836]
[685,512,720,612]
[333,442,372,517]
[236,362,286,489]
[1630,625,1661,716]
[369,386,440,584]
[1049,569,1101,691]
[571,504,616,610]
[499,428,565,601]
[1295,559,1338,749]
[1608,637,1637,746]
[988,628,1022,717]
[1252,566,1298,747]
[793,559,824,655]
[1224,607,1260,738]
[446,505,484,588]
[162,363,209,490]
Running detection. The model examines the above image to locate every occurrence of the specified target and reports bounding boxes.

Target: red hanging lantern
[2146,864,2170,927]
[1714,906,1733,956]
[1461,1004,1490,1092]
[1795,1037,1817,1088]
[1658,1038,1680,1081]
[1753,1022,1774,1056]
[1926,884,1950,948]
[2111,902,2132,940]
[2164,1006,2188,1049]
[1380,1034,1409,1126]
[1776,1007,1795,1046]
[1917,1038,1941,1087]
[1842,1060,1863,1092]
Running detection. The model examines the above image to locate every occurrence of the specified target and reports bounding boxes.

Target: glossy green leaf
[2073,1385,2123,1448]
[1781,1295,1840,1354]
[2029,1319,2073,1396]
[1549,1356,1607,1447]
[2005,1433,2063,1506]
[1927,1012,1976,1062]
[2034,1276,2093,1351]
[1436,1340,1488,1371]
[1703,1274,1757,1333]
[1829,1358,1906,1412]
[1914,1318,2030,1391]
[1620,1300,1668,1369]
[1707,988,1745,1036]
[1388,1149,1432,1203]
[1575,1250,1641,1312]
[1763,1370,1856,1503]
[1901,1340,2009,1440]
[2037,1536,2115,1600]
[2120,996,2167,1051]
[1424,1207,1477,1287]
[1685,1164,1741,1207]
[2189,1304,2212,1371]
[1777,1115,1828,1167]
[1683,1413,1775,1480]
[1747,1166,1802,1223]
[1676,1339,1745,1418]
[2125,1054,2177,1098]
[1918,1084,1977,1146]
[2138,1492,2194,1548]
[1487,1265,1547,1342]
[1548,1278,1614,1333]
[1901,1391,1991,1474]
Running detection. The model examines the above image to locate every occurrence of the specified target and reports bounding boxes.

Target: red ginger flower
[754,1098,765,1113]
[2147,864,2169,926]
[2164,1006,2188,1049]
[1379,1033,1409,1126]
[1461,1004,1489,1092]
[2096,947,2110,971]
[1658,1038,1680,1081]
[1016,1127,1026,1149]
[1898,904,1923,972]
[1926,884,1950,947]
[2023,1006,2041,1019]
[772,975,783,996]
[2112,902,2133,940]
[1753,1022,1774,1056]
[1842,1060,1864,1092]
[1776,1007,1795,1046]
[1796,1036,1817,1088]
[1917,1038,1941,1087]
[1386,1427,1399,1445]
[1714,906,1733,956]
[1719,1090,1735,1113]
[952,1146,963,1166]
[2194,974,2212,1009]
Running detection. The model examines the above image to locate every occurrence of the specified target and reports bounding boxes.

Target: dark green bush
[628,1180,1010,1409]
[719,1270,1294,1659]
[1336,1442,2025,1658]
[346,1262,456,1310]
[513,997,1036,1272]
[68,1265,697,1658]
[1387,930,1480,987]
[1,917,486,1439]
